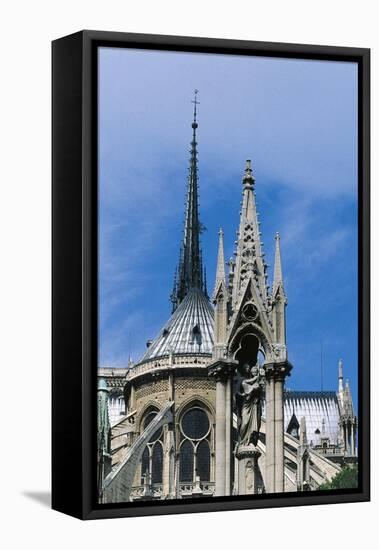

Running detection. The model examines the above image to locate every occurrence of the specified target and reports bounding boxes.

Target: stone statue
[236,362,265,448]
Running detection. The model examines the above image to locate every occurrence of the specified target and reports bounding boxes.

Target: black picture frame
[52,30,370,520]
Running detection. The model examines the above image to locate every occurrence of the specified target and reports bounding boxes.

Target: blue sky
[98,47,358,407]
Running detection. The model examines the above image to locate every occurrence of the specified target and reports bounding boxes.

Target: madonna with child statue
[235,361,265,450]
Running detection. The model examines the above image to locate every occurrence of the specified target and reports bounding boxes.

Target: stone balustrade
[179,481,215,497]
[125,354,210,381]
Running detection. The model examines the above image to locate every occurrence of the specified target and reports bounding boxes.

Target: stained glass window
[144,411,162,442]
[179,440,194,482]
[196,439,210,481]
[141,446,149,484]
[140,409,163,486]
[179,406,212,484]
[152,442,163,484]
[181,408,209,440]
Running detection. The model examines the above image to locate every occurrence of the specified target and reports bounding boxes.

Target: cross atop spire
[171,91,204,311]
[191,89,200,125]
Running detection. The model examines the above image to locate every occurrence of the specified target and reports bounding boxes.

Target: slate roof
[140,288,214,361]
[283,390,341,445]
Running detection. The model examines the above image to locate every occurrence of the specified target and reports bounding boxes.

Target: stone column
[208,359,237,497]
[265,361,291,494]
[225,374,232,495]
[162,425,172,496]
[265,377,275,493]
[174,452,180,499]
[168,370,174,402]
[130,383,135,411]
[343,422,347,454]
[274,377,284,491]
[215,374,226,496]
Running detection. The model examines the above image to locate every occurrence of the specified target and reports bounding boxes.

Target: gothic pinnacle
[213,227,226,298]
[273,231,284,295]
[338,358,344,395]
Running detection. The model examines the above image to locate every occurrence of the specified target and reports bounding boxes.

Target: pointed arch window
[152,442,163,484]
[179,406,212,483]
[196,439,210,481]
[139,409,164,486]
[141,447,149,482]
[179,440,194,482]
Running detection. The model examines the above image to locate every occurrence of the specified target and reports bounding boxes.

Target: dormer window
[193,324,200,335]
[192,324,202,346]
[286,413,300,439]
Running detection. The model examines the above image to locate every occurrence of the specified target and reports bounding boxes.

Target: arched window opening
[235,334,261,378]
[180,440,194,482]
[141,447,150,484]
[182,408,210,440]
[139,408,164,488]
[143,411,162,443]
[179,405,213,484]
[286,413,300,439]
[152,442,163,484]
[196,439,210,481]
[257,349,265,366]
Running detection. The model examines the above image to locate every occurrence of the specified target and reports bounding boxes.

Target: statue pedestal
[236,444,261,495]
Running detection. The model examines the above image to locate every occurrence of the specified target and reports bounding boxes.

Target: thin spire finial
[243,159,255,186]
[338,358,344,402]
[213,227,226,298]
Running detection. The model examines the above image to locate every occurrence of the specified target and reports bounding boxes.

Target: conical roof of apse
[140,288,214,362]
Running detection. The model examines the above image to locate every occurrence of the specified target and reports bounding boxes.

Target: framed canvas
[52,30,370,520]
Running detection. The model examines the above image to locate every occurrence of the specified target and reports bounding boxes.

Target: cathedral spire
[172,90,204,310]
[273,232,285,296]
[213,227,226,297]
